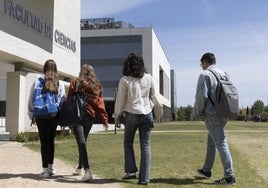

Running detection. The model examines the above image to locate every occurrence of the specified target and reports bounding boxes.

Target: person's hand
[115,116,121,128]
[103,124,109,131]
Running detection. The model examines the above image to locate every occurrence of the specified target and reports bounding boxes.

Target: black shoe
[197,168,211,178]
[214,176,236,185]
[121,173,137,180]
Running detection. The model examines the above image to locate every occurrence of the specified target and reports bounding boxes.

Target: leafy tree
[251,100,264,115]
[264,106,268,113]
[176,105,193,121]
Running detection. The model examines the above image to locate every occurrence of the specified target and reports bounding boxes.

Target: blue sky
[81,0,268,107]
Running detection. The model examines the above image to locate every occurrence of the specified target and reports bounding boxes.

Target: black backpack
[207,68,239,118]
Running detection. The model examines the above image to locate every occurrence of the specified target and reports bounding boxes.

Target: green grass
[25,121,268,187]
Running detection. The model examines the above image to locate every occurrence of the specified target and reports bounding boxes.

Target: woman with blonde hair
[67,64,109,182]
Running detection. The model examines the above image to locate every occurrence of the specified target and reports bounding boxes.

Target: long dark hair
[43,59,59,94]
[122,53,146,78]
[77,64,99,95]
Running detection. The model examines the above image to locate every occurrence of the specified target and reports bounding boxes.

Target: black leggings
[36,118,58,168]
[72,121,93,169]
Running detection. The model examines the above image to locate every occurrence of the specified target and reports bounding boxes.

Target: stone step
[0,132,10,141]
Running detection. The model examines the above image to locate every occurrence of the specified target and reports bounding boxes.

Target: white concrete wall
[0,0,81,139]
[6,72,25,140]
[53,0,81,77]
[151,29,171,107]
[0,0,80,77]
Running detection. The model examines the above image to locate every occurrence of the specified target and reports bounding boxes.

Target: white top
[114,73,155,116]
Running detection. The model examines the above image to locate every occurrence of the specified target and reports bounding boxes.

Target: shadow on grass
[150,176,214,186]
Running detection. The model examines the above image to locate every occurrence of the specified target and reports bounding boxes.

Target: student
[192,52,236,185]
[67,64,109,182]
[114,53,157,185]
[28,59,66,178]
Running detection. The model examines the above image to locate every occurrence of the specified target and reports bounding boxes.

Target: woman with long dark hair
[67,64,109,182]
[114,53,159,185]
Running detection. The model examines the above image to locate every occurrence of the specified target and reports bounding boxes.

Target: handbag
[58,92,88,127]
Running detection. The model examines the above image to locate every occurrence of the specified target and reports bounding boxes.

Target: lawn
[25,121,268,187]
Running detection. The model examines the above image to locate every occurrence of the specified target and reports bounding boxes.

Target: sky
[81,0,268,108]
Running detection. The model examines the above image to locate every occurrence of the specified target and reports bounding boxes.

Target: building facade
[81,18,171,122]
[0,0,81,140]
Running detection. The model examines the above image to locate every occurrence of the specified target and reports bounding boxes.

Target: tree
[251,100,264,115]
[176,105,193,121]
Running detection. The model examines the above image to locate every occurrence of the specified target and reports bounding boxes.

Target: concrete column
[6,72,26,140]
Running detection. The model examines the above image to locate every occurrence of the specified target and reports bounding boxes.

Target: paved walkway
[0,124,122,188]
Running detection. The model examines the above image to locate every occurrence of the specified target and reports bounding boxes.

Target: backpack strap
[38,77,45,87]
[206,68,219,106]
[207,68,220,82]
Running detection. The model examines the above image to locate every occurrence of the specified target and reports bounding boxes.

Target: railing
[81,20,152,30]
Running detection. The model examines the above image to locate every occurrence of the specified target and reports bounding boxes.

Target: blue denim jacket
[192,65,229,119]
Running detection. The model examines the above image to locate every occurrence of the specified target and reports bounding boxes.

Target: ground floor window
[0,101,6,117]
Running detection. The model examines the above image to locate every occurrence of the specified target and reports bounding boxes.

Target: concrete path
[0,124,122,188]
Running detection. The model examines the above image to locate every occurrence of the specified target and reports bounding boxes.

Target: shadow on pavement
[0,173,122,185]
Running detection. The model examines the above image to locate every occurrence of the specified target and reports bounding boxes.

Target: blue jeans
[72,119,93,169]
[203,115,234,178]
[123,112,153,183]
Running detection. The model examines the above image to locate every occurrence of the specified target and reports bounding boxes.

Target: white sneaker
[75,166,82,175]
[81,170,92,182]
[48,167,56,175]
[48,164,56,175]
[39,168,50,178]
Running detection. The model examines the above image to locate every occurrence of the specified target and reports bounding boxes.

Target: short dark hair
[122,53,146,78]
[200,52,216,65]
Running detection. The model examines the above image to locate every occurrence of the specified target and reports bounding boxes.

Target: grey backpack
[208,69,239,118]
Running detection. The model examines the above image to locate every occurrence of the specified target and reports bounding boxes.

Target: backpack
[207,68,239,118]
[33,77,58,119]
[58,80,89,127]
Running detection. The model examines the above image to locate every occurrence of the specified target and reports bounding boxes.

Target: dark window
[159,69,164,95]
[0,101,6,117]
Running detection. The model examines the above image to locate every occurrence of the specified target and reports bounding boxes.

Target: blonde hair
[77,64,99,95]
[43,59,59,93]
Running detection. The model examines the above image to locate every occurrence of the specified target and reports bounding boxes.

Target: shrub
[16,132,29,143]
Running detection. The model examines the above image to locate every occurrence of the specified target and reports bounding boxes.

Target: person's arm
[192,74,209,119]
[114,78,127,128]
[57,81,66,107]
[28,81,36,113]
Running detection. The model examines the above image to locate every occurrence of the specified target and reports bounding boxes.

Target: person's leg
[73,124,89,170]
[47,118,58,166]
[123,113,138,174]
[138,112,153,184]
[203,133,216,172]
[83,120,93,141]
[36,119,49,168]
[205,115,234,178]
